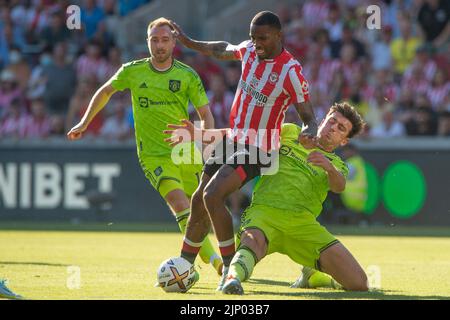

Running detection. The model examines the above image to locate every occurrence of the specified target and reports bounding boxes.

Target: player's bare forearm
[295,101,318,136]
[170,21,237,60]
[81,83,116,127]
[187,40,237,61]
[326,167,346,193]
[196,105,215,130]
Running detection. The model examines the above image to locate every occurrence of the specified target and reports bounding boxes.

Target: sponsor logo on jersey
[239,79,268,106]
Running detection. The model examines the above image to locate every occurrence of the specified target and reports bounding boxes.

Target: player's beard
[152,50,172,64]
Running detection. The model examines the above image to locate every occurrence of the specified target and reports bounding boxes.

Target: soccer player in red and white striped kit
[170,11,319,289]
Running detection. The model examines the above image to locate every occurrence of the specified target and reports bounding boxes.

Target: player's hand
[169,20,190,46]
[67,122,87,141]
[164,119,196,147]
[307,151,333,172]
[299,133,319,149]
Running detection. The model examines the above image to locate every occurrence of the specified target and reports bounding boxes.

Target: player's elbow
[330,183,346,194]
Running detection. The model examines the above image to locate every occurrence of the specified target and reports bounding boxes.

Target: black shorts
[203,136,273,185]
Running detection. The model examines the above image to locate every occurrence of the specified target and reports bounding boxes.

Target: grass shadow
[246,287,450,300]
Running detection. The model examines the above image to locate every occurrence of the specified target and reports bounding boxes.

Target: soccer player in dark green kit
[67,18,223,275]
[166,102,368,293]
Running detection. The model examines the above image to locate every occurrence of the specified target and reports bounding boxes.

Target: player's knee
[191,188,204,209]
[347,273,369,291]
[203,183,223,210]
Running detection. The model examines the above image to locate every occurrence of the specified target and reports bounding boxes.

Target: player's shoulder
[122,58,150,70]
[173,60,201,78]
[281,123,301,139]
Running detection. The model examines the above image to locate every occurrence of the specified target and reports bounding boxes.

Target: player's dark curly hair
[251,11,282,30]
[329,102,366,138]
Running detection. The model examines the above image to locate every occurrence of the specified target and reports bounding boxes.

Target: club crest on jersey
[169,80,181,93]
[302,80,309,94]
[269,72,279,84]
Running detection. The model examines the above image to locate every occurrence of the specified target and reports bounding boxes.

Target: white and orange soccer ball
[156,257,197,293]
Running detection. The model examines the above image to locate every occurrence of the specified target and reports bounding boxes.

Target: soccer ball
[156,257,197,293]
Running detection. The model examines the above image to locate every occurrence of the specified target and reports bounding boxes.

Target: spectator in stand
[370,109,406,138]
[5,48,31,91]
[401,63,430,97]
[27,50,52,100]
[39,10,71,51]
[103,46,123,80]
[390,15,422,77]
[312,28,332,59]
[284,20,309,61]
[337,43,363,88]
[330,22,366,60]
[438,111,450,136]
[427,69,450,111]
[65,76,103,138]
[0,20,26,68]
[417,0,450,51]
[372,68,399,102]
[0,69,23,119]
[404,44,437,82]
[0,97,28,139]
[99,103,132,141]
[224,62,241,93]
[405,103,439,136]
[42,42,77,117]
[206,74,234,129]
[324,3,343,42]
[81,0,105,40]
[76,40,109,83]
[25,98,51,138]
[301,0,329,30]
[371,25,393,71]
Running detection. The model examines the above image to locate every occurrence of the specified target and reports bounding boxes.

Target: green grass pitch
[1,223,450,300]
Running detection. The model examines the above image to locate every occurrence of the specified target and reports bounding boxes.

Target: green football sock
[175,209,221,266]
[308,270,343,289]
[228,246,257,282]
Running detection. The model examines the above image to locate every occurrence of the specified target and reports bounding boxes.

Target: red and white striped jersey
[228,40,310,151]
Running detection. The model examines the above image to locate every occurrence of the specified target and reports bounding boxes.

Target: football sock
[176,209,222,268]
[228,246,257,282]
[175,209,190,233]
[181,237,202,265]
[218,238,236,267]
[308,270,343,289]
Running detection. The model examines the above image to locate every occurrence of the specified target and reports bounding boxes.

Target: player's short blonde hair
[147,17,174,35]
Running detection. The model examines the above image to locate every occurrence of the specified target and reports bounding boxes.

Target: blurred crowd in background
[0,0,449,142]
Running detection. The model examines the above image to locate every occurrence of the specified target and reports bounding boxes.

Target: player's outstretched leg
[165,187,223,275]
[223,229,266,295]
[318,242,369,291]
[203,165,244,290]
[179,175,219,268]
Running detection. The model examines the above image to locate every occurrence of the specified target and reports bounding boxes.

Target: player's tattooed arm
[170,21,237,61]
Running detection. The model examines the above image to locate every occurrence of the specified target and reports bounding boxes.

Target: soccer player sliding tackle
[169,11,319,290]
[166,102,369,294]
